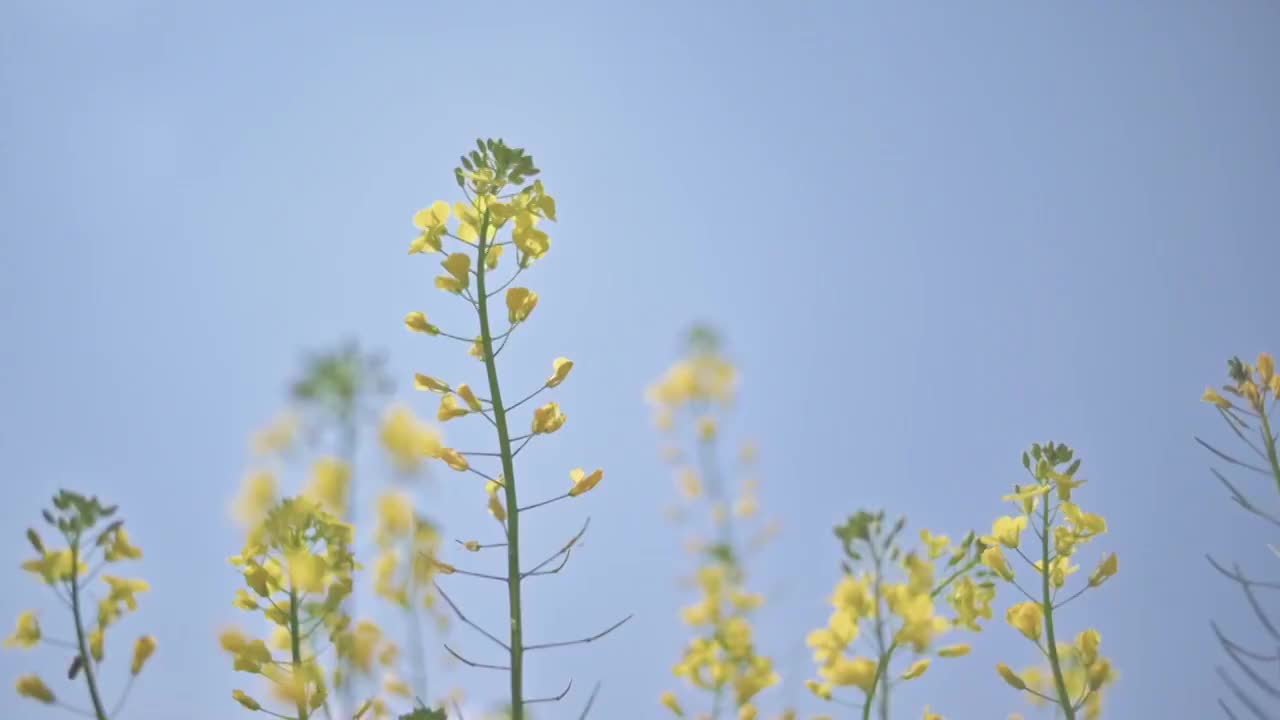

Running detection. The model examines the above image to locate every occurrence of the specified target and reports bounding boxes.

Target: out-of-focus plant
[404,138,621,720]
[224,497,356,718]
[803,510,987,720]
[228,343,448,719]
[6,490,155,719]
[648,326,787,720]
[986,442,1118,719]
[1199,352,1280,718]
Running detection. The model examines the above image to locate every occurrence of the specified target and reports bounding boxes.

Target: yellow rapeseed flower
[4,611,40,649]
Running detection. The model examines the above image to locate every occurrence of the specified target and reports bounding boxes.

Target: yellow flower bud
[996,663,1027,690]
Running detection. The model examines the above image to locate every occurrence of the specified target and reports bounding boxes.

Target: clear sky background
[2,2,1279,719]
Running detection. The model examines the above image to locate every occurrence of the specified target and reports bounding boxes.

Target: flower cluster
[1199,352,1280,717]
[224,496,357,718]
[987,442,1118,720]
[405,139,613,720]
[650,328,785,720]
[805,511,988,719]
[8,490,155,718]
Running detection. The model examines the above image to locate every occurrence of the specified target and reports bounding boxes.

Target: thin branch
[1207,556,1280,590]
[487,266,526,298]
[577,682,602,720]
[1197,437,1272,476]
[1217,666,1269,720]
[54,702,96,718]
[426,553,507,583]
[1054,585,1090,610]
[512,434,535,458]
[1217,408,1271,461]
[109,674,136,718]
[1218,698,1242,720]
[433,581,510,652]
[1211,623,1280,697]
[1212,468,1280,529]
[455,538,508,551]
[523,678,573,705]
[505,385,547,414]
[522,518,590,578]
[525,614,633,652]
[467,467,499,484]
[443,643,510,671]
[518,492,571,513]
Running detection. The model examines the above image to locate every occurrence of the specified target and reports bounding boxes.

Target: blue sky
[2,2,1279,718]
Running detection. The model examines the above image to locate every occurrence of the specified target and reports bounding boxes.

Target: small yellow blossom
[660,690,684,716]
[4,611,40,649]
[435,253,471,293]
[1006,602,1044,642]
[506,287,539,323]
[131,635,157,675]
[546,357,574,388]
[437,394,469,422]
[996,663,1027,690]
[1088,553,1118,587]
[456,384,483,412]
[414,373,450,393]
[569,468,604,497]
[532,402,567,434]
[901,658,930,680]
[15,674,54,704]
[404,311,440,335]
[232,689,262,711]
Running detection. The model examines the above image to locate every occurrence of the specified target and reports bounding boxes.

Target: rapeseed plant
[648,327,787,720]
[225,496,356,718]
[228,344,448,718]
[986,442,1117,719]
[7,490,154,719]
[1198,352,1280,717]
[405,139,621,719]
[804,510,987,720]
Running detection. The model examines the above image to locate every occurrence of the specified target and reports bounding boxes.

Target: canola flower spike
[989,443,1117,720]
[654,336,781,718]
[1199,353,1280,720]
[805,511,988,719]
[14,491,151,719]
[406,141,616,720]
[224,496,358,719]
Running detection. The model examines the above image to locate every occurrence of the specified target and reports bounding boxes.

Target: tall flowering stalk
[405,139,620,719]
[647,327,785,720]
[985,442,1118,719]
[7,490,155,719]
[225,497,357,718]
[229,346,447,719]
[803,511,987,720]
[1199,352,1280,717]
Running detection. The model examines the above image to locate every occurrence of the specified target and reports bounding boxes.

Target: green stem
[337,414,359,717]
[69,539,110,720]
[289,587,309,720]
[1259,408,1280,495]
[862,539,890,720]
[1040,497,1076,720]
[474,209,525,720]
[695,431,730,720]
